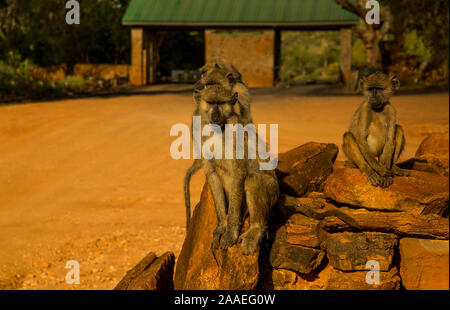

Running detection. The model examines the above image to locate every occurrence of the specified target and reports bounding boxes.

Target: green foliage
[0,51,112,102]
[0,0,131,66]
[351,38,366,67]
[280,31,341,84]
[404,31,432,60]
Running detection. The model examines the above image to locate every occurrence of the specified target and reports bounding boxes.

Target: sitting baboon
[184,60,280,255]
[343,72,410,187]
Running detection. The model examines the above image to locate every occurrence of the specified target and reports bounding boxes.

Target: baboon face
[360,72,400,110]
[197,85,238,126]
[194,60,241,126]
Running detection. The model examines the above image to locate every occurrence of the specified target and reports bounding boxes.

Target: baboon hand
[392,165,410,177]
[212,223,226,250]
[375,163,393,177]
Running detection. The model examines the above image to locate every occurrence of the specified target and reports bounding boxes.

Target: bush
[0,51,112,103]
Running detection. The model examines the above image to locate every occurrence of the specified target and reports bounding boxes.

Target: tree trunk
[360,26,383,67]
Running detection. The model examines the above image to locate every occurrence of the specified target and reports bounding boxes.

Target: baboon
[343,72,410,188]
[184,60,360,255]
[185,60,279,255]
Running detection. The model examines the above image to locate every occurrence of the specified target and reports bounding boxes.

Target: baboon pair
[184,61,406,255]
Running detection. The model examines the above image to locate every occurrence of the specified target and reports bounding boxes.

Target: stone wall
[205,29,275,87]
[28,64,130,83]
[116,133,449,291]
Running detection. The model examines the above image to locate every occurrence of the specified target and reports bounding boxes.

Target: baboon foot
[212,224,226,250]
[380,176,393,188]
[239,227,264,255]
[392,165,410,177]
[219,227,239,250]
[366,171,392,188]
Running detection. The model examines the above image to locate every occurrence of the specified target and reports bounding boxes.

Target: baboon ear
[391,76,400,90]
[227,73,235,84]
[230,64,242,80]
[359,78,366,91]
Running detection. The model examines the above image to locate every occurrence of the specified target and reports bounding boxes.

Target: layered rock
[263,265,401,290]
[324,161,449,216]
[323,232,397,271]
[399,132,449,177]
[276,142,338,197]
[117,141,449,291]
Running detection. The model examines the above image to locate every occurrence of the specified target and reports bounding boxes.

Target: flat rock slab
[174,184,259,290]
[265,265,401,290]
[270,240,325,274]
[114,251,175,290]
[323,232,397,271]
[324,162,449,214]
[276,142,338,197]
[399,238,449,290]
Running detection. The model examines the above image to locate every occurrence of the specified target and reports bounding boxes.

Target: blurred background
[0,0,448,103]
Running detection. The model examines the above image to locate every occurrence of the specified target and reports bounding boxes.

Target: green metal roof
[122,0,358,27]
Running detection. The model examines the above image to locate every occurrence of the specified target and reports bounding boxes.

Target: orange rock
[265,265,401,290]
[324,232,397,271]
[276,142,338,197]
[269,240,325,274]
[324,162,449,215]
[416,132,449,158]
[399,238,449,290]
[399,132,450,177]
[114,251,175,290]
[174,184,259,290]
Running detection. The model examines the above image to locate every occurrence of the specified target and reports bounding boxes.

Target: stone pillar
[340,28,352,88]
[205,29,275,87]
[130,28,159,86]
[131,28,145,86]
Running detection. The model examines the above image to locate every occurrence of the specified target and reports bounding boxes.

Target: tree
[334,0,384,67]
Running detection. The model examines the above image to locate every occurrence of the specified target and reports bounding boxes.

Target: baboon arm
[204,165,227,225]
[379,106,397,169]
[355,105,391,176]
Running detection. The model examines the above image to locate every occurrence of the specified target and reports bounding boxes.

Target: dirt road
[0,86,448,289]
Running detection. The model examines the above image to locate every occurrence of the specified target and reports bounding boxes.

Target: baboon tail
[283,194,360,230]
[184,160,201,230]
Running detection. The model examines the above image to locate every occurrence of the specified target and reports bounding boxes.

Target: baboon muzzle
[211,105,224,124]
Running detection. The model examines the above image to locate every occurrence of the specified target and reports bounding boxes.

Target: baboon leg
[205,171,228,249]
[239,174,279,255]
[343,132,392,187]
[220,178,245,250]
[392,125,410,176]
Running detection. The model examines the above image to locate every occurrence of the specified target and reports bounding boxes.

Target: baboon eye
[227,74,235,83]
